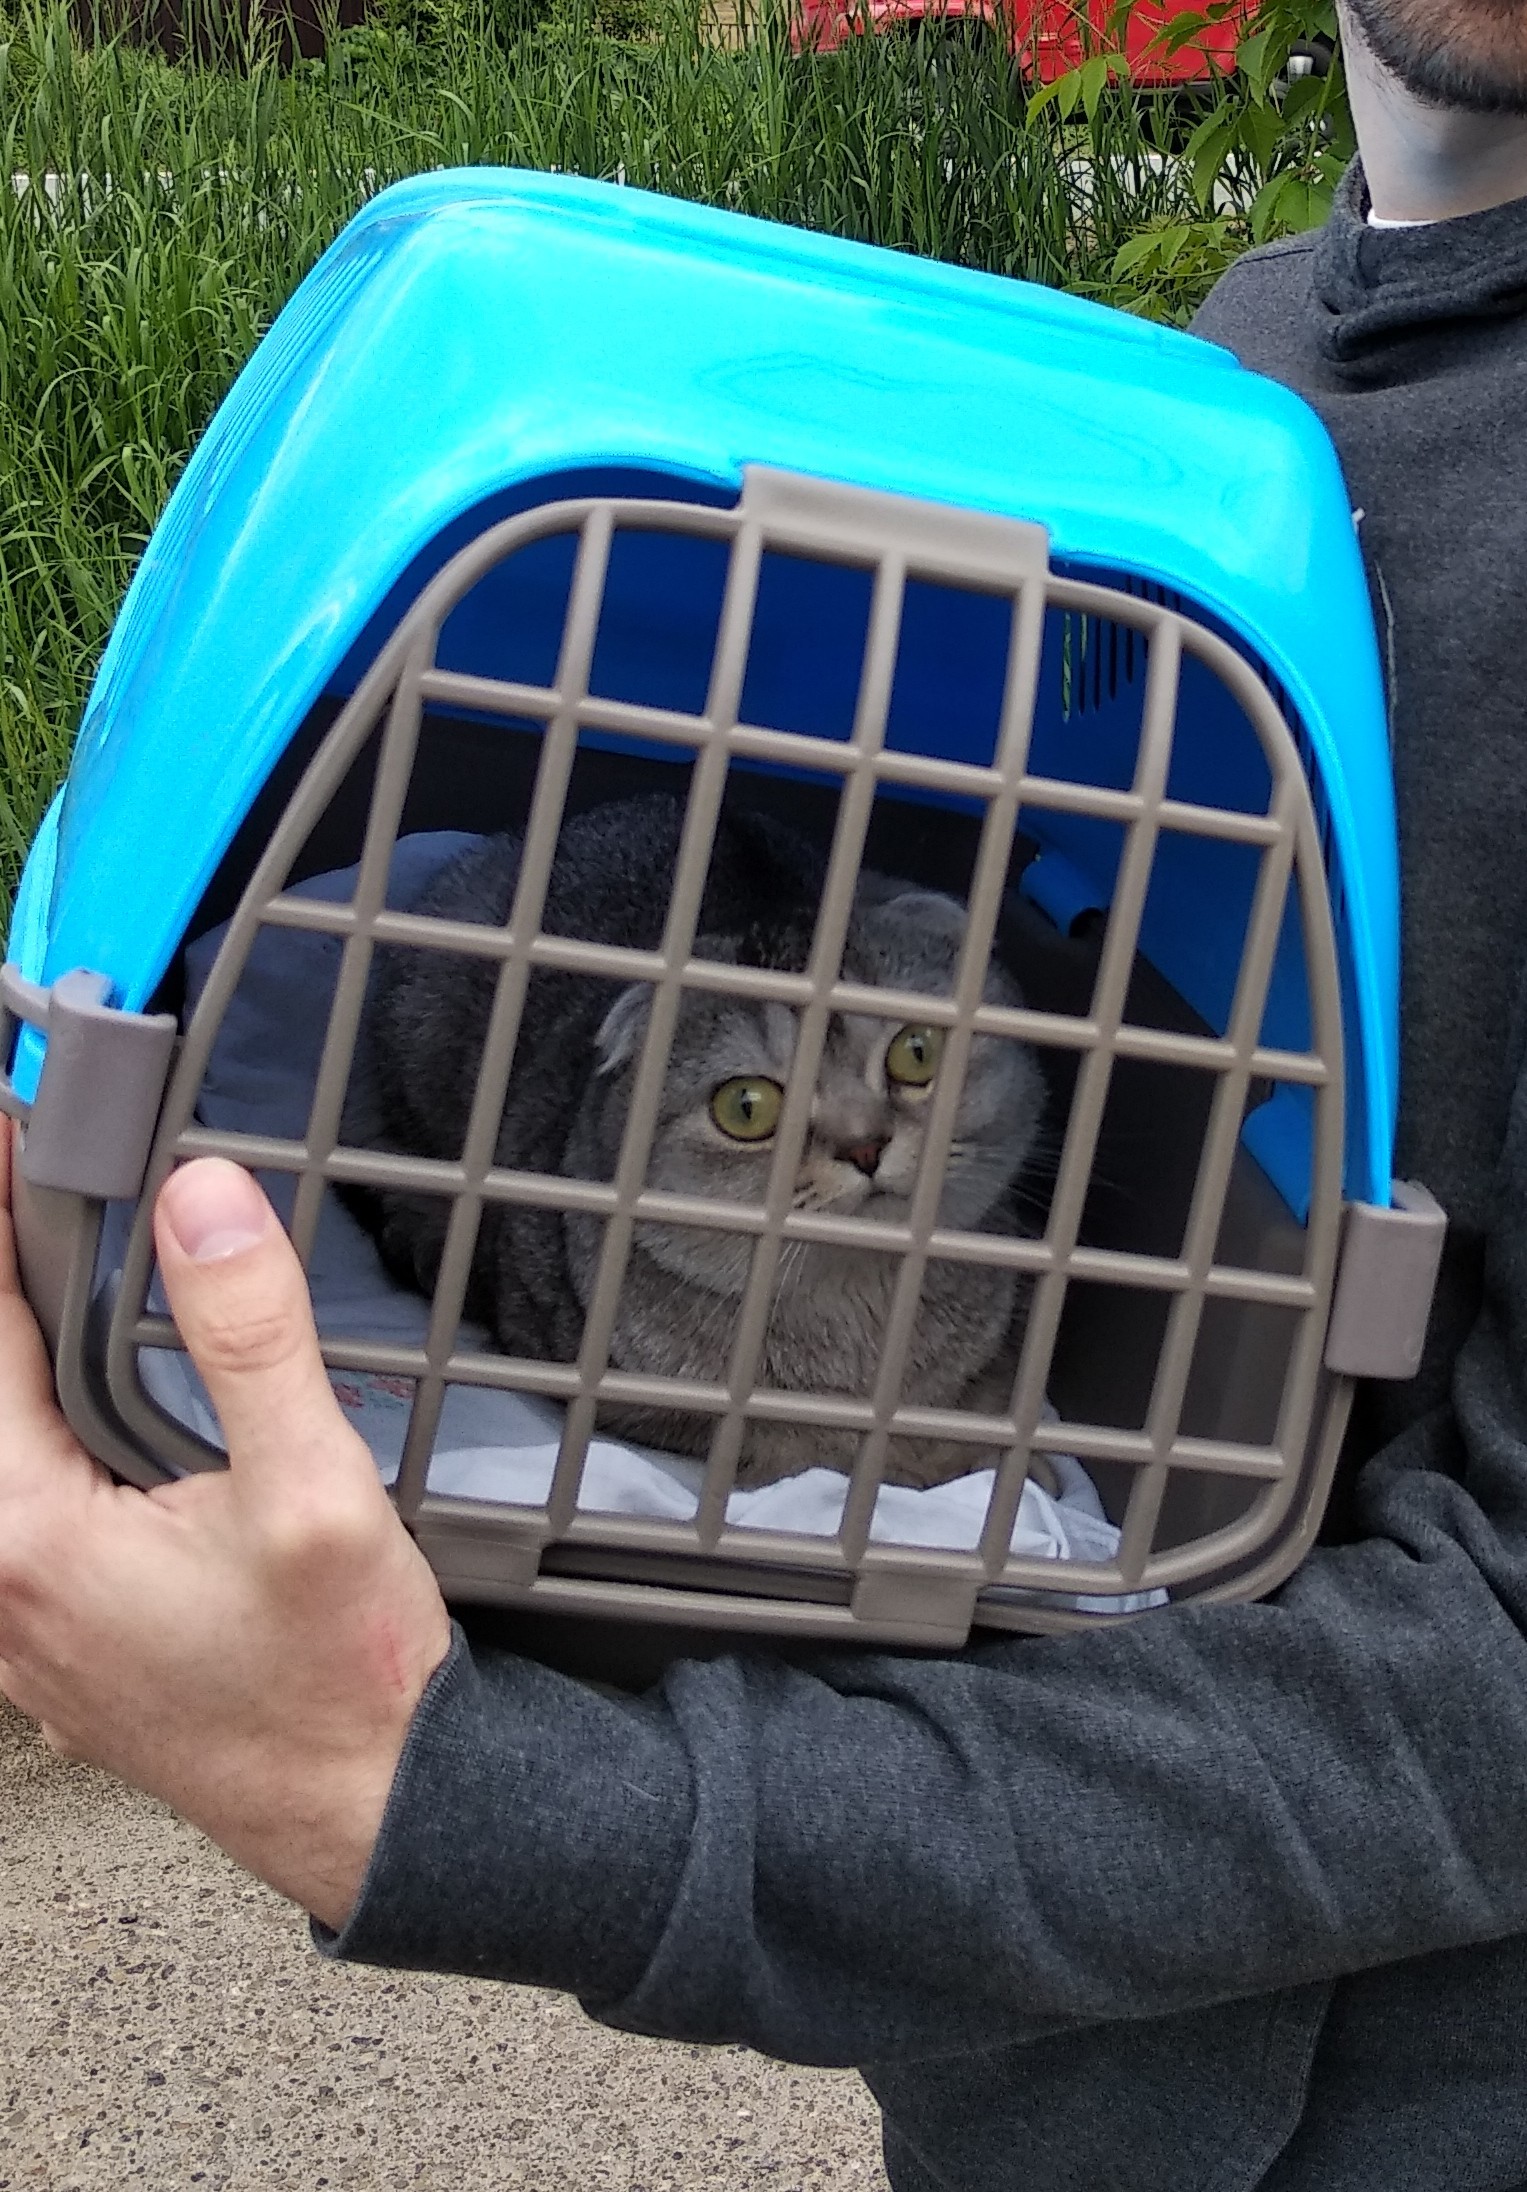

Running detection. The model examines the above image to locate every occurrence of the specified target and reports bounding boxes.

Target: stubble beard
[1344,0,1527,116]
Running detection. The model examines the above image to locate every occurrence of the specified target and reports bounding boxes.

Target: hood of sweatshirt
[1311,159,1527,369]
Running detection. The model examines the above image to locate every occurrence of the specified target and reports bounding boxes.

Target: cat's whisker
[686,1262,754,1378]
[1009,1175,1057,1211]
[772,1237,812,1313]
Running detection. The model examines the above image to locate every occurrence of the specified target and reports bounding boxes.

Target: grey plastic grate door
[97,467,1349,1648]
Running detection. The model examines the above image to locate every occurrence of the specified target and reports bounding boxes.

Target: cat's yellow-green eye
[711,1076,784,1141]
[885,1024,943,1088]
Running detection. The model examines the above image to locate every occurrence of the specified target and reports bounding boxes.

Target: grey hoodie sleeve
[319,1027,1527,2067]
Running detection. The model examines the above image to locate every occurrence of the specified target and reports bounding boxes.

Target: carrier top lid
[14,167,1396,1181]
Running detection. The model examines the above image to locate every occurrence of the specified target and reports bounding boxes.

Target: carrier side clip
[0,965,178,1202]
[1323,1181,1447,1381]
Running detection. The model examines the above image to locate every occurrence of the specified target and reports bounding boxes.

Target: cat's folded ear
[871,888,969,944]
[595,983,652,1075]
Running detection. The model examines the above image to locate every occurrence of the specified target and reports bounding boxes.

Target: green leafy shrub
[0,0,1352,908]
[1022,0,1349,320]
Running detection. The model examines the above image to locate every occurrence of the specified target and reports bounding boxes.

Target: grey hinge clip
[1,964,177,1202]
[1324,1180,1447,1382]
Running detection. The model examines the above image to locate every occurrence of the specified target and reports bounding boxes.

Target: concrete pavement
[0,1701,886,2191]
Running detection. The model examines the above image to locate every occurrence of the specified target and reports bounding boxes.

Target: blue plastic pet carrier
[1,171,1444,1652]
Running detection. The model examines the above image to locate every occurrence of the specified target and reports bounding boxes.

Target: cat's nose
[839,1136,890,1178]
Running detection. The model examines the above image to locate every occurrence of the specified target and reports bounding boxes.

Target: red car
[793,0,1249,85]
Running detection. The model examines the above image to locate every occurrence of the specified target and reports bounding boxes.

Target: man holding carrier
[6,2,1527,2182]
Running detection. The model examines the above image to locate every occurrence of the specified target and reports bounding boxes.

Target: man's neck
[1341,10,1527,222]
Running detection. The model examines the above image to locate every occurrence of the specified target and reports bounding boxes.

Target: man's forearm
[327,1370,1527,2066]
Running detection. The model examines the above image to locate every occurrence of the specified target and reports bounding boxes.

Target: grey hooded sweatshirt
[325,166,1527,2189]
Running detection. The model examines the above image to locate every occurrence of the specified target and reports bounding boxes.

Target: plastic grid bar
[103,470,1348,1635]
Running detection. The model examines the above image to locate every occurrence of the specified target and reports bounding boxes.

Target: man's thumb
[153,1159,370,1490]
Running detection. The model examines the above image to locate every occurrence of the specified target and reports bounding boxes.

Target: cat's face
[582,887,1044,1294]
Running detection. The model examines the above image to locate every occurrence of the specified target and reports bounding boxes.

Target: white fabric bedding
[144,835,1153,1598]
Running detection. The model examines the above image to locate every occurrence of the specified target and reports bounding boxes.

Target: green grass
[0,0,1347,913]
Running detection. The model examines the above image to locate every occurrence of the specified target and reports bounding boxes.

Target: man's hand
[0,1130,453,1931]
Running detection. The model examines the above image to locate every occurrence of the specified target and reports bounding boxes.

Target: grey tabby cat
[344,794,1047,1489]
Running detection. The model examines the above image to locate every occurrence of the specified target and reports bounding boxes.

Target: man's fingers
[0,1122,101,1465]
[154,1160,374,1498]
